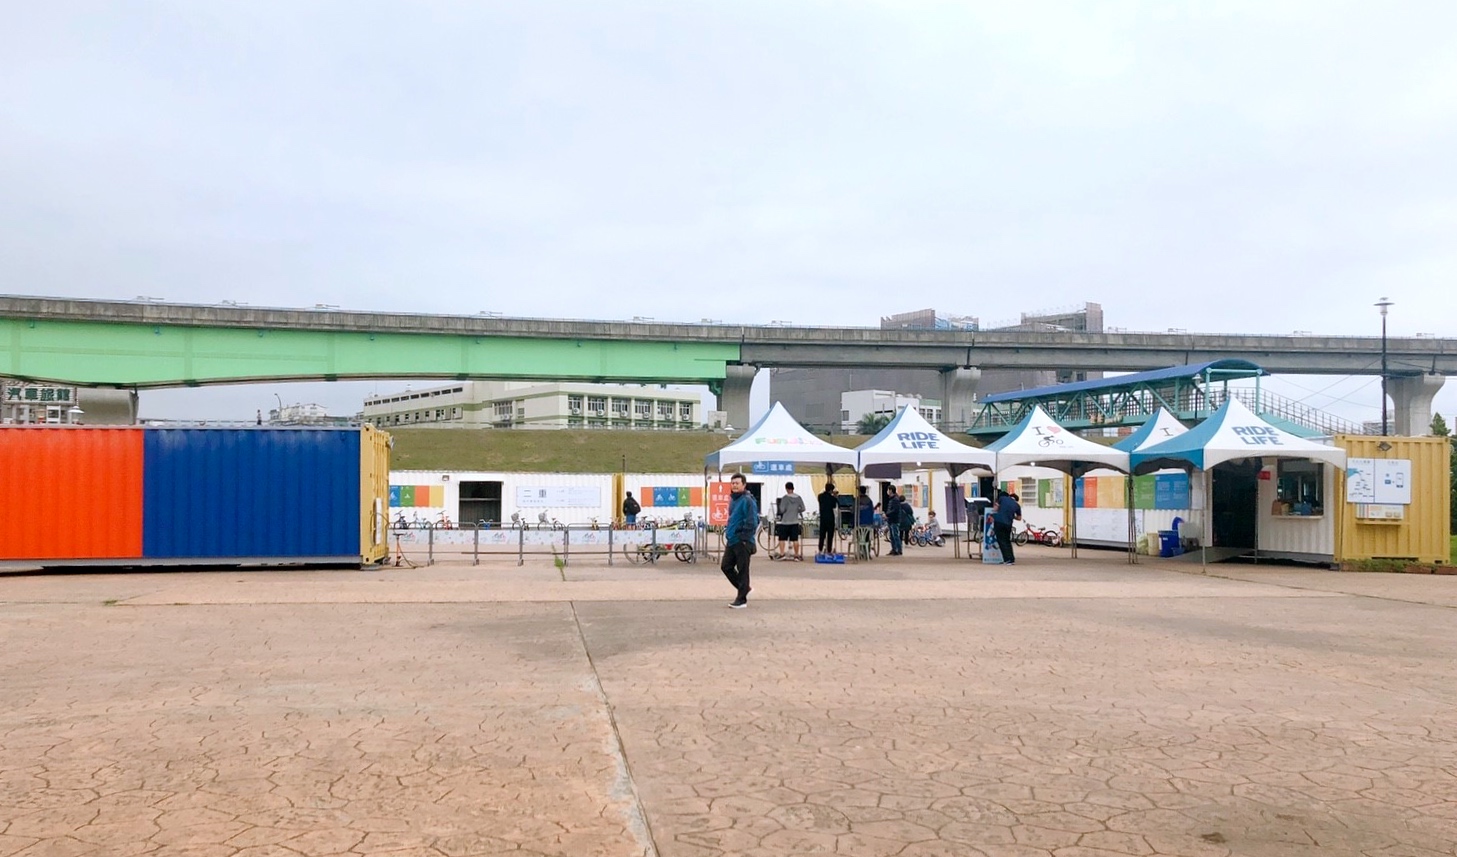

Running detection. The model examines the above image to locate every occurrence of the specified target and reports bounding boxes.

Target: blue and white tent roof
[984,405,1130,475]
[705,402,858,470]
[1129,397,1346,472]
[854,406,995,475]
[1113,409,1191,475]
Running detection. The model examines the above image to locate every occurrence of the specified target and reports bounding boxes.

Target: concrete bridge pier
[718,364,757,432]
[77,388,139,425]
[1388,373,1446,435]
[939,367,981,432]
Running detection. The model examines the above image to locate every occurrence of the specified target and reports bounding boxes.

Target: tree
[857,413,891,435]
[1437,413,1457,536]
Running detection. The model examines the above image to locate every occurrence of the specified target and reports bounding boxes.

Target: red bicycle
[1013,521,1063,547]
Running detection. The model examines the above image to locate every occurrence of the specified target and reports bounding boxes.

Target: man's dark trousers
[720,542,752,598]
[993,522,1016,563]
[818,520,836,553]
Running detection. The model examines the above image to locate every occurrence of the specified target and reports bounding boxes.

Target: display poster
[1153,473,1191,509]
[515,485,602,508]
[1096,475,1125,509]
[1037,479,1064,508]
[982,512,1003,564]
[1132,475,1156,510]
[1346,459,1412,505]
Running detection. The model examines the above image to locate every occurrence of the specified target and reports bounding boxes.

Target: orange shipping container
[0,428,145,560]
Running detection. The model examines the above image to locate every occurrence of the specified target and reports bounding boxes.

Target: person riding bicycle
[924,510,941,543]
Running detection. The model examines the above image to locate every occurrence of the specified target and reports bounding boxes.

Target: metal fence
[386,523,713,567]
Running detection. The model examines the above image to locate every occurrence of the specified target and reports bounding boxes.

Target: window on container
[1275,460,1324,516]
[1020,478,1037,506]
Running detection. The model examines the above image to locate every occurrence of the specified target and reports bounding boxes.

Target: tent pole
[1201,469,1209,573]
[951,475,960,560]
[1127,473,1136,565]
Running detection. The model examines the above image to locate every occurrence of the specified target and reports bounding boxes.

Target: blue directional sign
[752,461,794,475]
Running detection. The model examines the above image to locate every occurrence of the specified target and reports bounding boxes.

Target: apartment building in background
[362,380,703,430]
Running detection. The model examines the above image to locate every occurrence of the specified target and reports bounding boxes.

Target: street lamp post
[1376,297,1393,436]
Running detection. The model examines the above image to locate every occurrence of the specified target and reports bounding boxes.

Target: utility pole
[1376,297,1393,436]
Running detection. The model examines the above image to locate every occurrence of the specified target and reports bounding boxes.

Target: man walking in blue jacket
[721,474,759,608]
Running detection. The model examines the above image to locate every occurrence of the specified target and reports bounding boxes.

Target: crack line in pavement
[569,600,661,857]
[1172,566,1457,611]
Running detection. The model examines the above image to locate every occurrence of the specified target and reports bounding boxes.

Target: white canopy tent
[1113,408,1192,473]
[984,405,1131,558]
[704,402,858,471]
[1110,408,1191,562]
[702,402,858,562]
[854,406,996,558]
[1130,398,1348,569]
[856,406,996,474]
[1129,397,1347,472]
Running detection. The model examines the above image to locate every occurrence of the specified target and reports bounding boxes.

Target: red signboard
[708,481,733,526]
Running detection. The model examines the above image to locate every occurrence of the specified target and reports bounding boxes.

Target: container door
[1212,460,1260,549]
[459,480,503,527]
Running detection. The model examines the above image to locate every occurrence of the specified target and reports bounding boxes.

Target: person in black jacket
[884,486,903,555]
[816,483,839,556]
[622,492,640,526]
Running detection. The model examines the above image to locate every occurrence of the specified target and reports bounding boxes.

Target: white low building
[840,389,941,433]
[363,380,703,430]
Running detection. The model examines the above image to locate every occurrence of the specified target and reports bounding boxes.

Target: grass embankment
[389,428,868,473]
[1451,535,1456,565]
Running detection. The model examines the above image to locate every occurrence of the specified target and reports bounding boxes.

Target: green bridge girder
[0,318,741,388]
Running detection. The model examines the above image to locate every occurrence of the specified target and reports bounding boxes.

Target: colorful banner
[391,485,442,507]
[639,486,704,508]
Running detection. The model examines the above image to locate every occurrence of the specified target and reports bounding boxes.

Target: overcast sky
[3,2,1455,425]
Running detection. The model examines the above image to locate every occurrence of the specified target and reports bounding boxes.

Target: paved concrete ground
[2,549,1456,857]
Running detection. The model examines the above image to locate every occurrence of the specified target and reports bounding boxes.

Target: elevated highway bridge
[1,295,1451,433]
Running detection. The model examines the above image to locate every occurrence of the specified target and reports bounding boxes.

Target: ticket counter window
[1274,460,1324,517]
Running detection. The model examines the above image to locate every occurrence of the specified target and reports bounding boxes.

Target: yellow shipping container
[359,425,392,564]
[1333,435,1451,565]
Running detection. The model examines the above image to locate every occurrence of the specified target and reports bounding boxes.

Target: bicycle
[757,516,775,552]
[536,511,564,531]
[622,524,697,564]
[433,511,454,530]
[909,524,945,547]
[1013,521,1063,547]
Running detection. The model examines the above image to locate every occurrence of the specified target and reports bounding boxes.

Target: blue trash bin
[1158,530,1181,558]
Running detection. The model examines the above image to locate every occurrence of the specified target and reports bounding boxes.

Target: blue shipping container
[143,428,362,559]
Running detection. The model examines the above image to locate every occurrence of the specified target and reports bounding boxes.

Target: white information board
[1346,459,1412,505]
[515,485,603,508]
